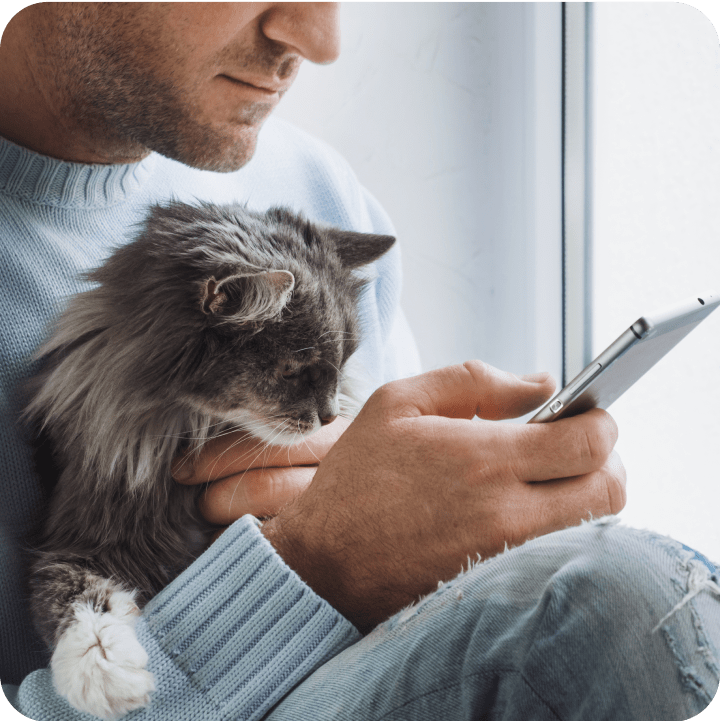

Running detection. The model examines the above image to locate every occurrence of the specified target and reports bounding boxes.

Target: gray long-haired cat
[24,201,395,720]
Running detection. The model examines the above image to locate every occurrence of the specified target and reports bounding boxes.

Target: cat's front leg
[32,563,155,720]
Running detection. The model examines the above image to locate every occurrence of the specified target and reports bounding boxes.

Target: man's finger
[381,360,555,422]
[174,417,351,484]
[404,407,618,485]
[504,409,619,482]
[197,466,317,524]
[520,449,628,537]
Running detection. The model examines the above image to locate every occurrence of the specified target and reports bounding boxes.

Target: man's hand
[260,361,626,632]
[173,417,351,523]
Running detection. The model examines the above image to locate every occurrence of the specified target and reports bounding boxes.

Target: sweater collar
[0,135,156,209]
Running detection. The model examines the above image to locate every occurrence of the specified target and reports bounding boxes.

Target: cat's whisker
[203,429,277,480]
[299,435,322,464]
[211,410,290,429]
[184,424,254,454]
[280,421,307,466]
[318,329,354,339]
[223,420,294,516]
[207,441,273,472]
[322,358,343,375]
[200,427,253,443]
[153,411,248,442]
[188,416,283,451]
[171,453,195,477]
[319,339,358,348]
[214,417,295,474]
[200,420,284,479]
[285,423,300,465]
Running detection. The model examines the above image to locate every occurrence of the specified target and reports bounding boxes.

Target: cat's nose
[319,414,337,426]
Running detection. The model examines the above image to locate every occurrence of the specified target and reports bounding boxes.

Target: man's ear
[201,270,295,322]
[325,229,396,269]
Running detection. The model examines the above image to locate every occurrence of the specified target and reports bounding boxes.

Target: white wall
[592,3,720,557]
[276,2,563,382]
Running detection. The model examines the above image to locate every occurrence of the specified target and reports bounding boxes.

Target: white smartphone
[528,292,720,423]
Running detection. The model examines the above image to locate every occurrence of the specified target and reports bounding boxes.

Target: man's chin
[163,122,263,173]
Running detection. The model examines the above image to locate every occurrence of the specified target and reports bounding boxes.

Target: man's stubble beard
[65,74,272,172]
[51,5,285,171]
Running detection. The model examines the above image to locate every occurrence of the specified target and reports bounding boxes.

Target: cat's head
[91,202,395,445]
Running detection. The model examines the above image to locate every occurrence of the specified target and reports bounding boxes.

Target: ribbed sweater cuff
[142,515,361,719]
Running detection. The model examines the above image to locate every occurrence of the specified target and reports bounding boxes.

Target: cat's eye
[281,368,299,380]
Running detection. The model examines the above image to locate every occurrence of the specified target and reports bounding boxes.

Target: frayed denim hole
[681,543,717,574]
[659,625,714,707]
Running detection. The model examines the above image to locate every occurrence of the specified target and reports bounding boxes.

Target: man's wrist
[260,511,380,632]
[260,512,344,605]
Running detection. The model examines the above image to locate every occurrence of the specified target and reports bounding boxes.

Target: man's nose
[260,3,341,65]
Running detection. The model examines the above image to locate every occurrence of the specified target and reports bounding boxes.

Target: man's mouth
[220,75,287,97]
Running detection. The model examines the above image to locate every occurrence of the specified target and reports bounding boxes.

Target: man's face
[41,3,339,171]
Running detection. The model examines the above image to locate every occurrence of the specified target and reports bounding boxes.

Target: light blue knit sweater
[0,118,417,719]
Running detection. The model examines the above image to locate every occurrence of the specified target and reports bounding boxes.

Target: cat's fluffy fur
[24,201,395,720]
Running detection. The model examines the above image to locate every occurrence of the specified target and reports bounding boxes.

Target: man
[0,4,717,720]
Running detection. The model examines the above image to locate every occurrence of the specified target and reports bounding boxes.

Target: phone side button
[550,399,564,413]
[566,363,603,397]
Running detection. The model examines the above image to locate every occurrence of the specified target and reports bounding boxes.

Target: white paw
[51,590,155,720]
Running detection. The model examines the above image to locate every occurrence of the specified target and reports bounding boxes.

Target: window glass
[592,3,720,556]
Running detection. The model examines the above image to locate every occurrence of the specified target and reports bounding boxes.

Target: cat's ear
[201,270,295,321]
[325,230,396,269]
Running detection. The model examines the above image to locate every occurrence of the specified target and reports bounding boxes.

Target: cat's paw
[51,590,155,720]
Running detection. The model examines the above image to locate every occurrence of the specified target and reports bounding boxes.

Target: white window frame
[562,2,593,385]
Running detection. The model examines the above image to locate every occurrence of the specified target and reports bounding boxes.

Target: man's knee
[518,519,720,717]
[536,520,716,630]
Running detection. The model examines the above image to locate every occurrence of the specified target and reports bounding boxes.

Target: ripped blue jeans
[266,518,720,721]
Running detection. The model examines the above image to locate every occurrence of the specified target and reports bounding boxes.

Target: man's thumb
[388,360,556,421]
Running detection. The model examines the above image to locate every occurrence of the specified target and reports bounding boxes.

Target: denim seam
[375,668,562,721]
[517,670,565,721]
